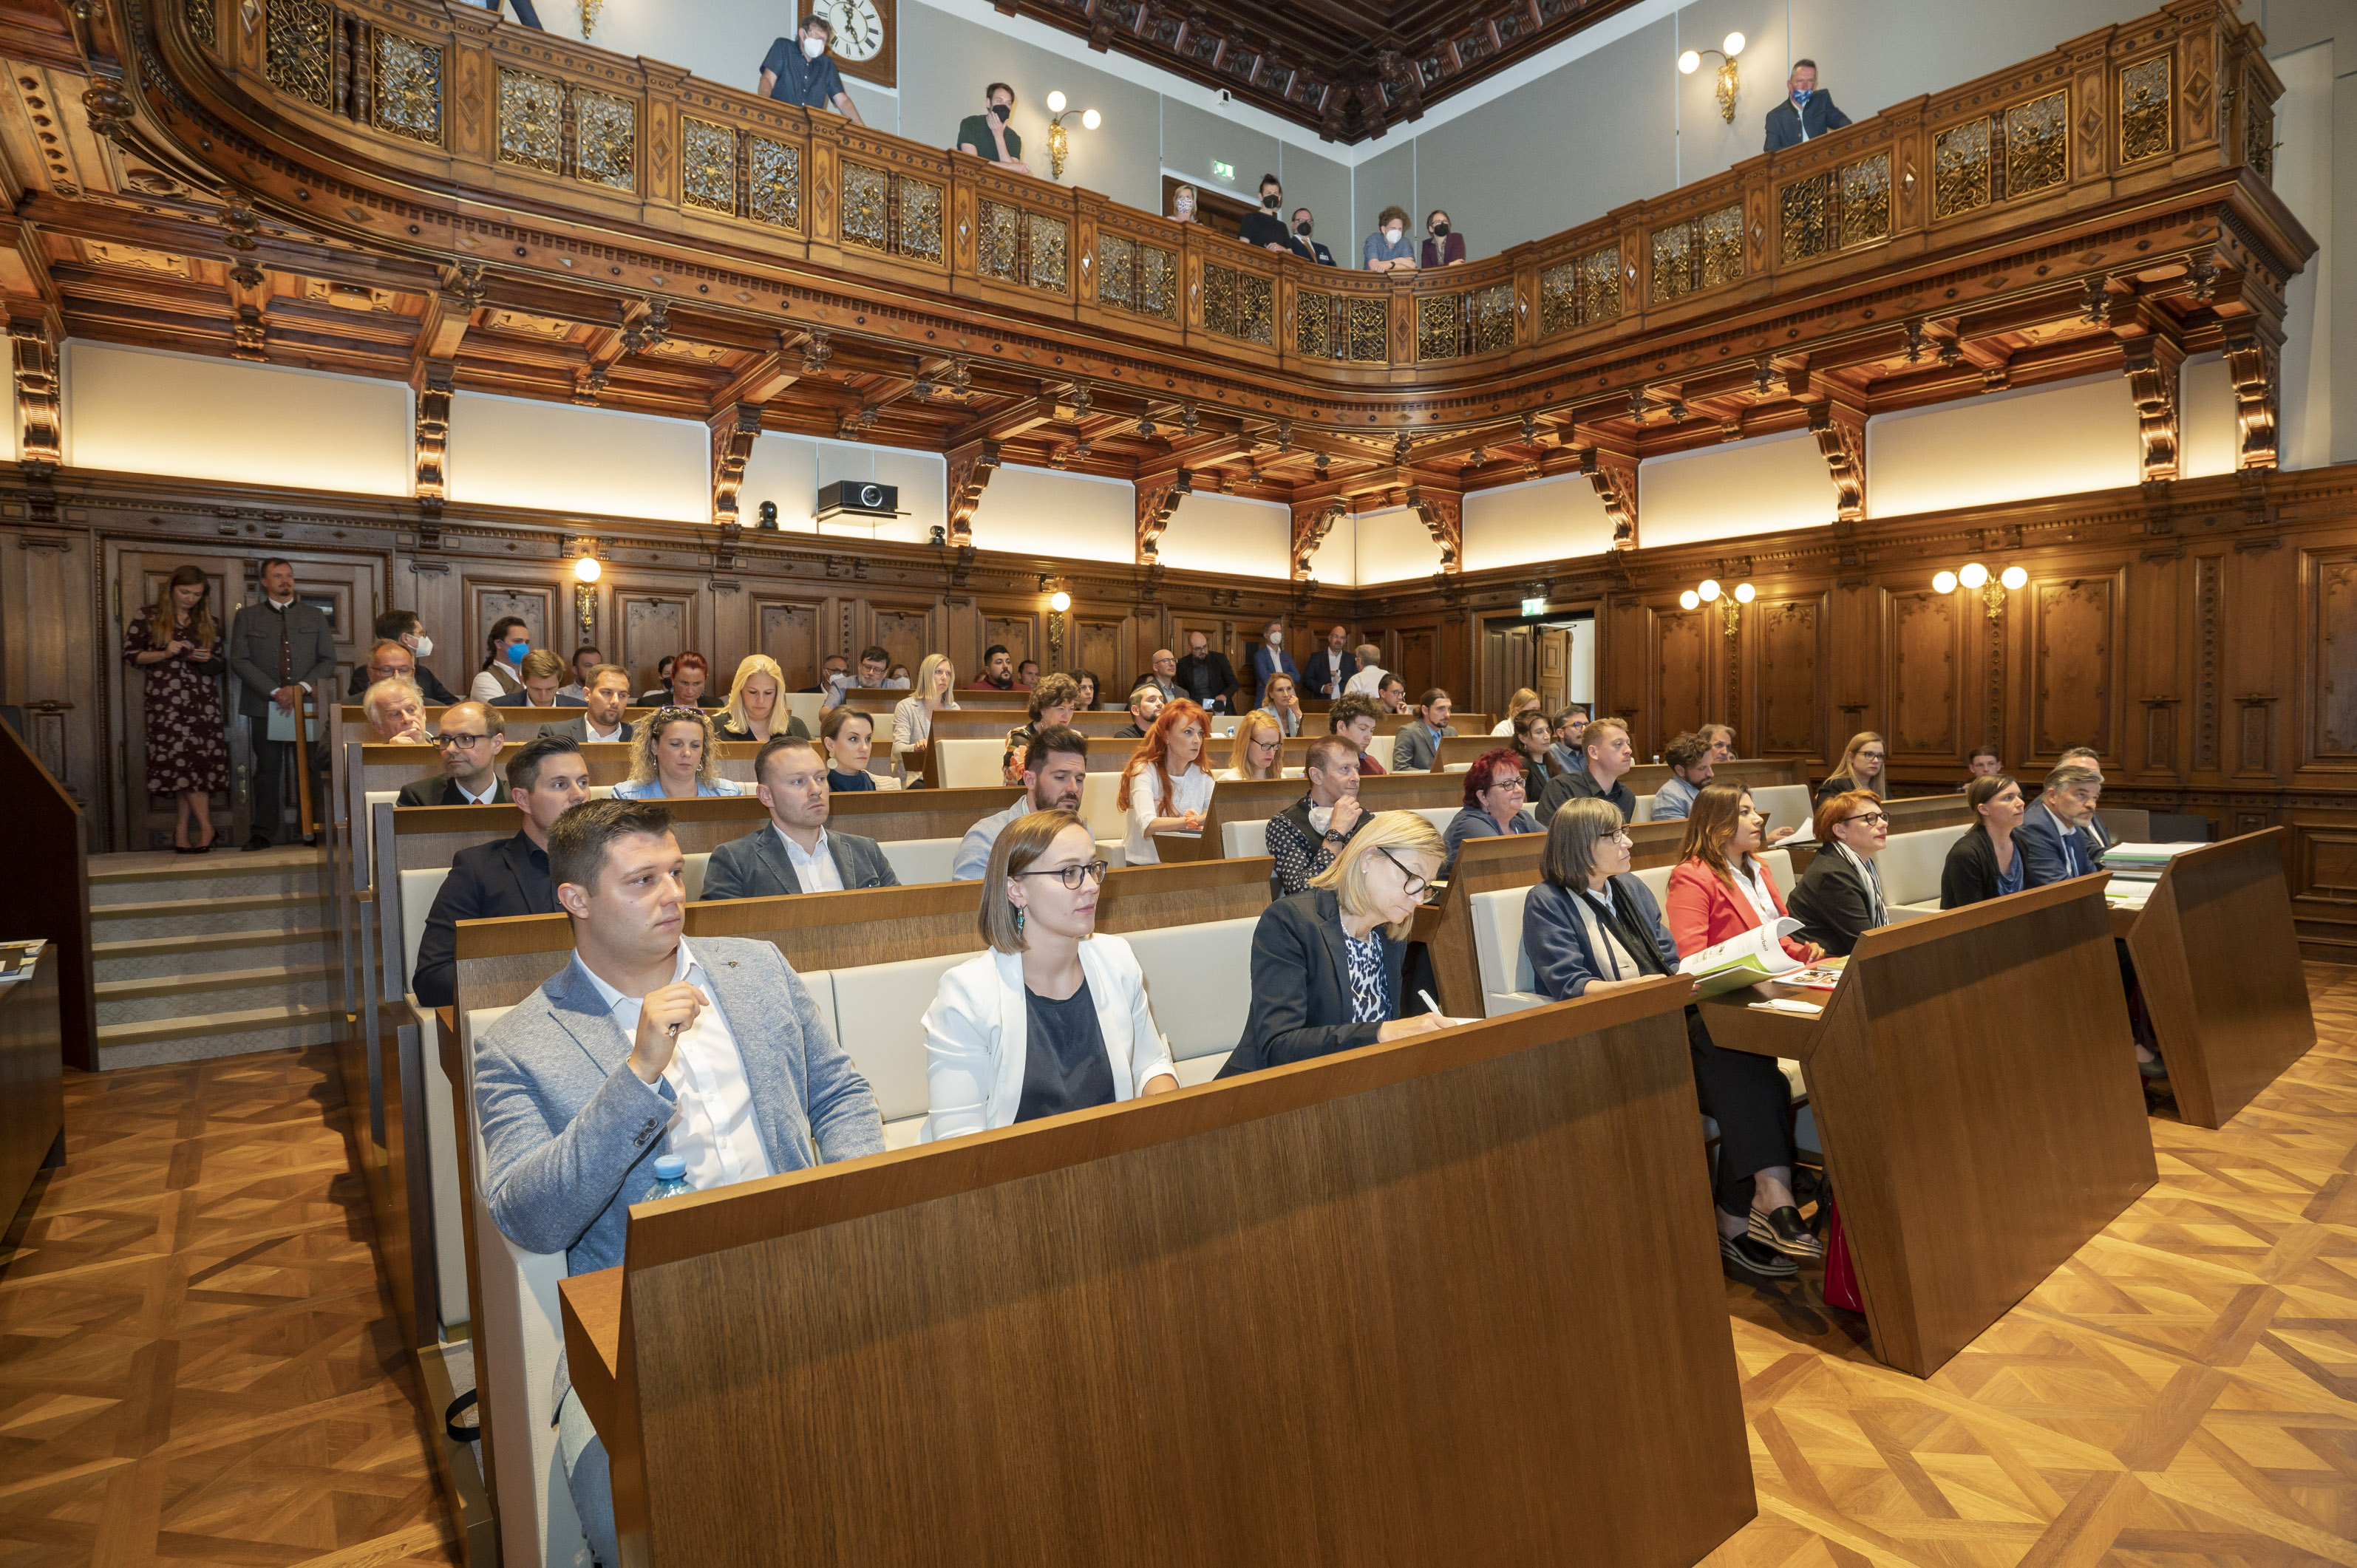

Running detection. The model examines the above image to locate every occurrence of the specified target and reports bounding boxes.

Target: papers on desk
[2101,842,2194,882]
[1679,917,1806,998]
[1749,997,1823,1016]
[1783,958,1848,992]
[2104,879,2158,910]
[0,939,45,983]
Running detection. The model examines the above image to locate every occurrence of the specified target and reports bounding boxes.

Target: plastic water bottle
[646,1154,693,1202]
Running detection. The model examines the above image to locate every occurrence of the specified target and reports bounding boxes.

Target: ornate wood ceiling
[985,0,1649,142]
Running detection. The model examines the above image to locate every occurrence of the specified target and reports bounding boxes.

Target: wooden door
[752,595,823,690]
[1395,628,1437,698]
[1538,627,1570,713]
[112,548,244,851]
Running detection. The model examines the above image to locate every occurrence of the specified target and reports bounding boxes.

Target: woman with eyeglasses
[921,809,1178,1140]
[1814,731,1888,808]
[1217,811,1452,1079]
[1217,709,1286,781]
[1786,789,1893,957]
[610,706,743,799]
[1441,747,1543,876]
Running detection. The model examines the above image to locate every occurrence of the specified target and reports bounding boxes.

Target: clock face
[826,0,886,62]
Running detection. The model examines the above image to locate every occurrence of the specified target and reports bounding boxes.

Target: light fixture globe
[1081,108,1101,130]
[1679,590,1701,610]
[574,554,602,583]
[1698,579,1721,602]
[1933,570,1959,594]
[2001,565,2028,590]
[1733,582,1755,604]
[1959,562,1989,589]
[1678,49,1701,73]
[1049,590,1072,613]
[1724,31,1745,55]
[1045,90,1067,113]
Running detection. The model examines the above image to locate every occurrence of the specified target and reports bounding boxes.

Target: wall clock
[821,0,896,89]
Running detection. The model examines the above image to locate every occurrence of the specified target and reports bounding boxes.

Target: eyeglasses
[436,732,490,749]
[1013,859,1109,891]
[1374,845,1432,899]
[1843,811,1890,828]
[1608,830,1633,849]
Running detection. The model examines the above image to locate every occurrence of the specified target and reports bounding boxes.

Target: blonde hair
[724,653,786,735]
[914,652,961,710]
[628,706,721,786]
[1309,810,1445,941]
[1226,709,1284,780]
[520,649,567,684]
[1828,731,1885,790]
[978,808,1089,953]
[1502,687,1541,722]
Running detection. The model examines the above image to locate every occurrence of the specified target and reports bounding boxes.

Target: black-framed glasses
[1844,811,1890,828]
[435,732,491,749]
[1375,845,1431,899]
[1013,859,1109,890]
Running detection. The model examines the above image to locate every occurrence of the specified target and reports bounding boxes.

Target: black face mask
[1293,219,1313,236]
[990,102,1010,122]
[1432,222,1450,237]
[1262,193,1280,209]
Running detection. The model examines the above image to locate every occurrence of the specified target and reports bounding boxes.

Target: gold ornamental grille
[370,30,443,146]
[748,138,802,230]
[681,118,738,214]
[1933,115,1990,219]
[1417,285,1516,361]
[2004,92,2068,197]
[186,0,217,50]
[2120,55,2173,164]
[266,0,334,109]
[1538,245,1620,338]
[574,90,636,191]
[839,162,937,261]
[496,67,565,174]
[1649,202,1742,303]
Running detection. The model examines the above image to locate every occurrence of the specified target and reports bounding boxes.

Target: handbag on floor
[1820,1197,1863,1313]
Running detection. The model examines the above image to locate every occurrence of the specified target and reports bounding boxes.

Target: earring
[1013,906,1027,932]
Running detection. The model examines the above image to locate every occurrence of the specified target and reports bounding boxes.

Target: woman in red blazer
[1664,785,1828,1278]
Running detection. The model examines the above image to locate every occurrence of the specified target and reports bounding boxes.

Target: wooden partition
[0,944,63,1224]
[358,740,771,795]
[1700,876,2157,1376]
[2117,828,2315,1128]
[557,978,1755,1567]
[0,717,92,1070]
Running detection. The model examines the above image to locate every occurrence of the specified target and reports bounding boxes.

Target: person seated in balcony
[1169,184,1203,225]
[956,83,1030,175]
[1421,210,1468,269]
[1364,205,1418,273]
[758,13,866,125]
[1239,174,1290,253]
[1763,58,1850,152]
[1288,208,1336,266]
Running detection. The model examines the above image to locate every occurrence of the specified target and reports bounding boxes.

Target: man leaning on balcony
[1763,58,1850,152]
[478,0,544,30]
[758,13,867,126]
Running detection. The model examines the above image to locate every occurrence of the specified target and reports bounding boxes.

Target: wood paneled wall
[7,462,2356,955]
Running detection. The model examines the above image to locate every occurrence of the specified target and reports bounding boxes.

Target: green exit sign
[1210,160,1235,183]
[1523,596,1548,618]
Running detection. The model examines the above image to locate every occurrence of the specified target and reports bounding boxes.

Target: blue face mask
[505,641,528,666]
[1792,88,1812,104]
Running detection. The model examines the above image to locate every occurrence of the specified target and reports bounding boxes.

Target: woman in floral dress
[123,565,230,851]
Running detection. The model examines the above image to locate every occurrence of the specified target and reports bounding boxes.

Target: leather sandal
[1749,1204,1826,1260]
[1721,1233,1798,1280]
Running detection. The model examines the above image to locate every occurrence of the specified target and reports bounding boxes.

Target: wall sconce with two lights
[1044,92,1101,181]
[1680,577,1754,635]
[1933,561,2028,620]
[1678,31,1746,123]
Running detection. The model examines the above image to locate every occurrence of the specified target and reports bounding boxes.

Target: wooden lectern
[560,981,1757,1567]
[2112,828,2315,1128]
[1702,876,2158,1376]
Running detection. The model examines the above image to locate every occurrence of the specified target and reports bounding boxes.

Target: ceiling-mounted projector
[816,480,902,521]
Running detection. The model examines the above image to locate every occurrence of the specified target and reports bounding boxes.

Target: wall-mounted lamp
[572,548,602,641]
[1047,587,1072,667]
[1677,32,1746,123]
[1043,92,1101,181]
[1933,561,2027,620]
[1679,578,1753,635]
[578,0,604,38]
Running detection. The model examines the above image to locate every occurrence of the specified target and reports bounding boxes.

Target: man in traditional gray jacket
[699,734,899,899]
[472,797,885,1567]
[228,556,336,848]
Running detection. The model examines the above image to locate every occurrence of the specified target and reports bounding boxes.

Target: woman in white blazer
[922,808,1179,1141]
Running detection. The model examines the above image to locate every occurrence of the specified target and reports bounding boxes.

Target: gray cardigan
[699,822,900,899]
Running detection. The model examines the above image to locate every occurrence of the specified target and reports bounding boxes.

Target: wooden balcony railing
[152,0,2283,386]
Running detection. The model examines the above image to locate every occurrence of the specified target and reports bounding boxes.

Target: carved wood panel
[754,597,821,691]
[1888,590,1962,758]
[1395,627,1438,699]
[468,582,559,683]
[981,613,1035,669]
[2312,558,2357,763]
[868,606,935,681]
[611,588,698,695]
[1754,596,1824,760]
[1653,609,1708,743]
[2030,575,2115,760]
[1075,618,1126,701]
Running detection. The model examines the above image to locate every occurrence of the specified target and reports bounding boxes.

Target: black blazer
[1217,888,1410,1079]
[1172,650,1241,712]
[1764,92,1852,152]
[1304,645,1358,700]
[347,661,458,705]
[412,832,558,1006]
[1787,849,1882,958]
[1939,828,2012,909]
[492,690,588,709]
[395,776,511,808]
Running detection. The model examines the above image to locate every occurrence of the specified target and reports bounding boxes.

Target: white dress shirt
[1342,664,1386,698]
[455,777,499,805]
[583,717,625,743]
[574,939,776,1192]
[1730,858,1781,928]
[775,824,843,893]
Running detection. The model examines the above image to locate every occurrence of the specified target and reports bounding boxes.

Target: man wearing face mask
[1763,58,1849,152]
[1421,209,1467,268]
[1248,619,1300,708]
[956,83,1030,175]
[1288,208,1336,267]
[1364,204,1418,273]
[1238,173,1290,253]
[757,14,865,124]
[346,610,457,704]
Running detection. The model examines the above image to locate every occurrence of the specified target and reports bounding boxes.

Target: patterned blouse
[1344,930,1389,1023]
[1264,810,1339,896]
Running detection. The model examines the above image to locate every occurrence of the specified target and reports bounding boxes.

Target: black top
[827,767,875,792]
[1114,723,1146,740]
[955,113,1021,160]
[1174,650,1239,710]
[1288,236,1337,266]
[1940,827,2014,909]
[1536,766,1636,825]
[412,831,557,1006]
[1015,980,1114,1122]
[713,715,811,740]
[1787,848,1885,958]
[1217,887,1413,1080]
[761,38,846,108]
[1814,774,1880,808]
[1237,208,1290,249]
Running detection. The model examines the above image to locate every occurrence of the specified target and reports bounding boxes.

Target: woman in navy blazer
[1217,811,1449,1078]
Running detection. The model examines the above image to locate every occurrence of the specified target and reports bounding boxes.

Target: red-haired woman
[1440,746,1540,876]
[1118,698,1214,866]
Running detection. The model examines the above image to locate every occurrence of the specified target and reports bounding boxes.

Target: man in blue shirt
[952,727,1088,880]
[758,14,866,123]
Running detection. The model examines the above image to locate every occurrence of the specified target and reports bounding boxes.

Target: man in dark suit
[410,735,588,1006]
[229,558,339,849]
[396,701,512,807]
[1763,59,1851,152]
[701,735,900,899]
[548,666,635,745]
[345,614,458,705]
[1173,630,1240,715]
[1248,619,1299,709]
[2017,764,2105,886]
[1288,208,1337,267]
[1306,625,1358,701]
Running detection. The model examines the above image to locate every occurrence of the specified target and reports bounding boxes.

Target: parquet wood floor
[5,972,2354,1567]
[0,1044,459,1568]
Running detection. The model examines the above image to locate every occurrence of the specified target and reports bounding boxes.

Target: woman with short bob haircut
[1440,746,1541,875]
[611,706,741,799]
[920,808,1177,1141]
[1786,788,1892,957]
[1220,708,1285,781]
[1217,811,1451,1079]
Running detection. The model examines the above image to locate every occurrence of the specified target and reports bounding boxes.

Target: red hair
[1118,699,1211,810]
[1463,747,1526,808]
[672,652,710,680]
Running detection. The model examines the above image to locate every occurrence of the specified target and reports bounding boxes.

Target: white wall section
[448,392,708,522]
[1865,375,2139,517]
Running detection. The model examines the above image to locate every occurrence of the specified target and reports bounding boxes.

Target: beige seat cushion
[806,952,974,1125]
[936,737,1009,789]
[1124,918,1256,1066]
[1877,823,1969,909]
[880,836,961,886]
[1222,819,1269,859]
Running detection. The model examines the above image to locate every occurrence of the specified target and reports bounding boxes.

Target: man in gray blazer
[701,734,900,899]
[228,557,338,848]
[1390,688,1456,772]
[472,798,884,1567]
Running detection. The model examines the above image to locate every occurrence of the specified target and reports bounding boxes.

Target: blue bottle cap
[653,1154,686,1180]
